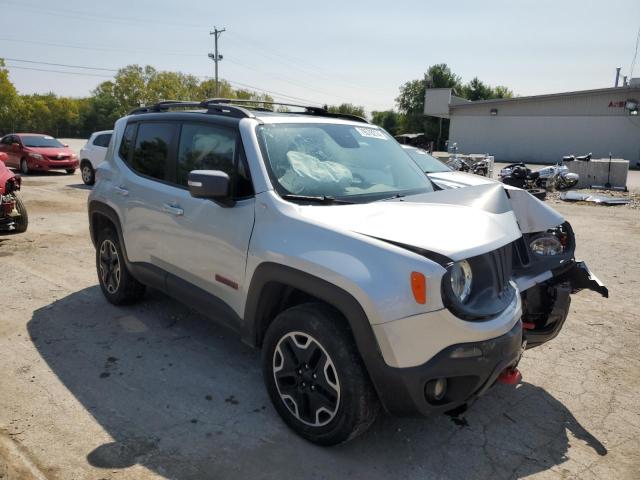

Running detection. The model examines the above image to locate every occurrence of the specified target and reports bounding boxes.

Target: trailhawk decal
[355,127,387,140]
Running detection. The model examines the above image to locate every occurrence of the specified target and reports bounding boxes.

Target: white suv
[80,130,113,185]
[88,100,606,445]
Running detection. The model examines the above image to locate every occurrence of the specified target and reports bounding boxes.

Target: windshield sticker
[355,127,387,140]
[44,136,54,139]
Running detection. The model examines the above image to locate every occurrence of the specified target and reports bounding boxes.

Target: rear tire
[66,169,76,175]
[262,303,379,445]
[96,228,145,305]
[527,188,547,201]
[20,158,29,175]
[12,195,28,233]
[81,162,95,185]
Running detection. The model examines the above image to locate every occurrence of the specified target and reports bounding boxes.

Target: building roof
[449,85,640,109]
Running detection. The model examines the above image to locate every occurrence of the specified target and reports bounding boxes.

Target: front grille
[47,155,70,161]
[512,237,531,267]
[489,243,513,295]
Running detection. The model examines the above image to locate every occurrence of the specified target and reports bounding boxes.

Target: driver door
[157,121,256,319]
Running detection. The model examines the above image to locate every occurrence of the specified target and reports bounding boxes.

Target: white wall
[449,115,640,164]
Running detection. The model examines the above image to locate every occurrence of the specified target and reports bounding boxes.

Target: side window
[176,123,254,198]
[177,123,236,186]
[131,123,174,181]
[119,124,136,162]
[94,134,112,148]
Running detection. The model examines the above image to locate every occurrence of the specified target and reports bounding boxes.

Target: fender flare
[243,262,425,415]
[88,201,129,262]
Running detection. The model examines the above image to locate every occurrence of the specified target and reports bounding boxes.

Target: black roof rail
[128,99,256,119]
[204,98,370,124]
[128,98,368,123]
[129,101,201,115]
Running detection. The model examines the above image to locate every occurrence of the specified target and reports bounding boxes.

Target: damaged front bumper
[519,261,608,349]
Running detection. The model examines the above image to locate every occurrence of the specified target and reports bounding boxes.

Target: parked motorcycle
[445,143,490,176]
[563,152,592,162]
[0,153,28,234]
[499,161,579,197]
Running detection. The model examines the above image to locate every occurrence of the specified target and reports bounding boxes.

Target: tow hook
[497,367,522,385]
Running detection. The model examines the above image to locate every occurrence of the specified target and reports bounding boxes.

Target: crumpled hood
[297,184,522,261]
[428,171,565,233]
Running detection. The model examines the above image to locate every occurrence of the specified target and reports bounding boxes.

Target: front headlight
[450,260,472,303]
[530,235,564,256]
[29,153,44,160]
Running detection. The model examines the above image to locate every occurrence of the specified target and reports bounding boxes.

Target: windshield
[404,148,451,173]
[257,123,434,202]
[21,135,65,148]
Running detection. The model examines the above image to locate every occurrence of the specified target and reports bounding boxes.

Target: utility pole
[208,27,226,97]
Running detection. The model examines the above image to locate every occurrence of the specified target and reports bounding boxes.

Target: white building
[424,84,640,165]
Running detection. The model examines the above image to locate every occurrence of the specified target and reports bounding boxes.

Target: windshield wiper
[376,193,406,202]
[281,194,354,205]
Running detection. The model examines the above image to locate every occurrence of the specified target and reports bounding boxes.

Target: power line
[3,59,323,105]
[224,58,356,103]
[0,37,203,57]
[3,57,118,72]
[4,65,113,78]
[0,0,208,29]
[630,27,640,79]
[1,0,384,98]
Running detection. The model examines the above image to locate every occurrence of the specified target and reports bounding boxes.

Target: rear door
[115,121,179,269]
[157,120,256,318]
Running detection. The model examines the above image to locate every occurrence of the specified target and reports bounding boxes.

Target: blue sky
[1,0,639,113]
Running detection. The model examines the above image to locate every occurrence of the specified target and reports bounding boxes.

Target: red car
[0,152,28,233]
[0,133,78,175]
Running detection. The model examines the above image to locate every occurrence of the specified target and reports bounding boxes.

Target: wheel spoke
[272,331,341,427]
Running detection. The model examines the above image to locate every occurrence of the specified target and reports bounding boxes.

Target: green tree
[462,77,494,101]
[0,59,20,134]
[371,110,402,135]
[327,103,366,118]
[492,85,514,99]
[425,63,462,91]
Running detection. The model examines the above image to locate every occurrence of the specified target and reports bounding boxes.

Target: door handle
[113,185,129,196]
[162,203,184,216]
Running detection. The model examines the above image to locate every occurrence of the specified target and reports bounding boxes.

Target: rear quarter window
[93,134,112,148]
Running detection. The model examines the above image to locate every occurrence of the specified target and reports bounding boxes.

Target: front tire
[96,228,145,305]
[262,303,379,445]
[12,195,28,233]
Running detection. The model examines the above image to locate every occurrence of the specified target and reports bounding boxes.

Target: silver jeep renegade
[88,99,607,445]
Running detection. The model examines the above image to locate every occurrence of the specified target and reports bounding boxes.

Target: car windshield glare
[405,148,451,173]
[257,123,434,202]
[21,135,65,148]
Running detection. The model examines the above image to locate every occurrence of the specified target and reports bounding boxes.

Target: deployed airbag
[279,151,353,195]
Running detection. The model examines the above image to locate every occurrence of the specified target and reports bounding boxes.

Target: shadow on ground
[28,287,606,480]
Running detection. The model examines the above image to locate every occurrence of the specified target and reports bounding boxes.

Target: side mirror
[11,143,20,151]
[188,170,231,202]
[64,144,69,148]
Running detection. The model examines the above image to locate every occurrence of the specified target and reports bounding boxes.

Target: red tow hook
[497,367,522,385]
[523,322,536,330]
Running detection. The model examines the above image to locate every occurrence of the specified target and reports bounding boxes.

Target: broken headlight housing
[530,236,563,256]
[529,227,569,256]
